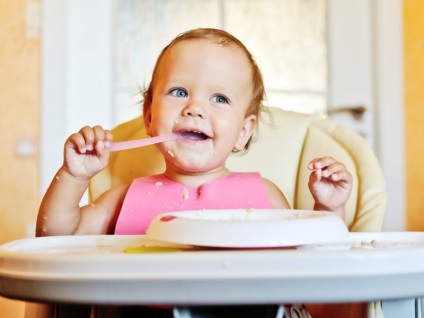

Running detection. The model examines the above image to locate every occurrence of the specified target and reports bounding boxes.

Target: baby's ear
[143,103,152,136]
[234,114,256,151]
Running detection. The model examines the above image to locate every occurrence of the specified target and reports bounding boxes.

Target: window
[114,0,327,124]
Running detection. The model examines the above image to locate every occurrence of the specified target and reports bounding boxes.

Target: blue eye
[213,95,229,104]
[170,88,187,98]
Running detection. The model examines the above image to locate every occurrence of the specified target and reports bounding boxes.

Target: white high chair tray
[2,232,424,305]
[145,209,349,248]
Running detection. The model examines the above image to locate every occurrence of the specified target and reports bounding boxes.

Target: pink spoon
[109,132,185,152]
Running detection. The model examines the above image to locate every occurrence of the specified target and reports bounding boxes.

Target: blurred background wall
[0,1,40,316]
[0,0,40,244]
[404,0,424,230]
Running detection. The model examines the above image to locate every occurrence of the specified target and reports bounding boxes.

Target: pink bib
[114,172,274,234]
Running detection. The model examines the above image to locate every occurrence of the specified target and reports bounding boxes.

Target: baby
[36,28,354,317]
[37,28,351,237]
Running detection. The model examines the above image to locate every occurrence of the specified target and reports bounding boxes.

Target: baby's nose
[182,101,206,118]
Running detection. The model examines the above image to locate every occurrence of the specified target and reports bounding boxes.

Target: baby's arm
[263,178,290,209]
[307,157,352,219]
[36,126,123,236]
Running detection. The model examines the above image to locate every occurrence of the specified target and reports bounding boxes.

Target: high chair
[25,107,387,318]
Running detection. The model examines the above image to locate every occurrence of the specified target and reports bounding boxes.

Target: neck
[163,167,230,189]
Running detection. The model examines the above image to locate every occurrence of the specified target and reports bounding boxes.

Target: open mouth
[179,130,210,141]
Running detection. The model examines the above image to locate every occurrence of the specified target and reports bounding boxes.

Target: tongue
[180,131,208,141]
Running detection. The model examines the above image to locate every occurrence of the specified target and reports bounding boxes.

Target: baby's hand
[307,157,352,216]
[63,126,113,180]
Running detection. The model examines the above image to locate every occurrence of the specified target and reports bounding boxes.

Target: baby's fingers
[326,168,352,183]
[323,165,353,193]
[90,126,113,153]
[66,131,90,153]
[78,126,104,152]
[67,126,112,154]
[308,156,337,171]
[309,157,352,183]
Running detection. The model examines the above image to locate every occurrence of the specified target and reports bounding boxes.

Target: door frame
[41,0,404,230]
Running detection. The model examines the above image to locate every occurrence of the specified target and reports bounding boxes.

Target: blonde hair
[142,28,267,152]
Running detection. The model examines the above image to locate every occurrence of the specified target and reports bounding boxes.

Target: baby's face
[145,39,256,174]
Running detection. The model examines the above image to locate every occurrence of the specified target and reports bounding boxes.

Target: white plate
[145,209,349,248]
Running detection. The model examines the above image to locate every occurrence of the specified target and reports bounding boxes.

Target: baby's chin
[161,146,225,173]
[164,158,219,175]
